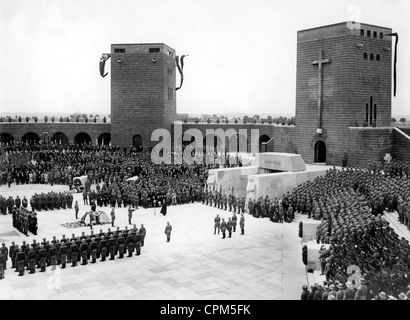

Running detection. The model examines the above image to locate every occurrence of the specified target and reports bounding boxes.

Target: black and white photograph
[0,0,410,308]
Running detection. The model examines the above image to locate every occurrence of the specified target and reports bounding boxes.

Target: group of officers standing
[0,224,147,279]
[12,207,38,236]
[0,195,28,215]
[30,191,74,211]
[213,212,245,238]
[0,192,74,215]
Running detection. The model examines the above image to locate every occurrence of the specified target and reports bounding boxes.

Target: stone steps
[306,270,327,288]
[383,210,410,241]
[313,270,326,286]
[307,271,316,288]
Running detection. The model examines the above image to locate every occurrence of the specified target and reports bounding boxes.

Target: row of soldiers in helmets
[202,189,246,214]
[296,167,410,297]
[0,195,29,215]
[82,184,202,210]
[201,188,296,223]
[12,207,38,236]
[0,225,147,279]
[30,191,74,211]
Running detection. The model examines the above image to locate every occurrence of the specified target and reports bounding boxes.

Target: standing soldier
[126,232,135,257]
[0,243,8,269]
[220,218,227,239]
[31,212,38,235]
[117,233,125,259]
[227,217,233,238]
[214,214,221,235]
[111,208,116,227]
[9,242,17,269]
[88,237,98,263]
[0,250,6,280]
[240,197,246,214]
[27,247,37,274]
[22,196,28,209]
[128,206,134,225]
[239,213,245,235]
[74,201,79,219]
[228,194,233,212]
[278,203,284,224]
[135,230,142,256]
[236,195,241,214]
[69,240,78,267]
[117,193,122,208]
[203,189,208,205]
[49,243,58,271]
[287,204,294,221]
[108,234,116,260]
[232,213,238,232]
[164,222,172,242]
[216,190,221,208]
[38,244,48,272]
[222,192,228,210]
[139,224,146,247]
[83,190,88,205]
[79,239,89,265]
[232,195,237,213]
[16,248,26,277]
[208,190,213,207]
[59,241,68,269]
[30,196,35,212]
[248,198,253,215]
[99,236,107,262]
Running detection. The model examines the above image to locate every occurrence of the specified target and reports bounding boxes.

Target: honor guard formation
[0,224,147,279]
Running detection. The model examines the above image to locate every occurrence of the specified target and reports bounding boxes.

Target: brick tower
[110,43,177,149]
[295,22,392,164]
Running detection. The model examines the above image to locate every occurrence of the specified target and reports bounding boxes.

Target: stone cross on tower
[312,49,331,134]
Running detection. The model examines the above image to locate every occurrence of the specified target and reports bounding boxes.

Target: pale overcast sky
[0,0,409,116]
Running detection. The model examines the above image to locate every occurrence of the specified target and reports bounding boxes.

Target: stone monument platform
[255,152,306,172]
[207,152,330,204]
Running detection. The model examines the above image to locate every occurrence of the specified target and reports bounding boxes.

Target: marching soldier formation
[0,225,146,280]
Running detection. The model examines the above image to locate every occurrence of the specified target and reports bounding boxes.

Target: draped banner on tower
[385,33,398,97]
[99,53,112,78]
[175,55,188,90]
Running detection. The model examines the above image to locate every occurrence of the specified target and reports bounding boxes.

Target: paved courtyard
[0,184,306,300]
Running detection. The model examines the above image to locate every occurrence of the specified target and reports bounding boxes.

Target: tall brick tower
[295,22,392,164]
[110,43,177,149]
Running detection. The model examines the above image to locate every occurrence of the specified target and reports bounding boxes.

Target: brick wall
[110,43,176,148]
[343,127,393,167]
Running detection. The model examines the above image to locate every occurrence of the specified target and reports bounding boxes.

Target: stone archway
[259,135,270,153]
[314,140,326,163]
[132,134,143,152]
[0,133,15,145]
[51,132,69,145]
[21,132,40,145]
[98,133,111,146]
[203,134,223,152]
[74,132,92,145]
